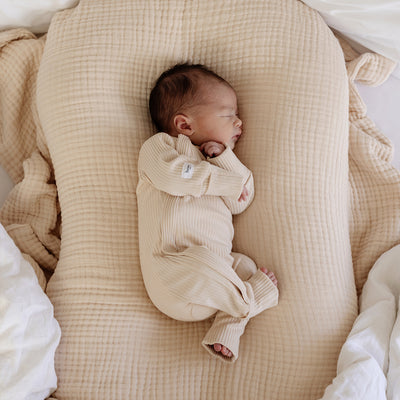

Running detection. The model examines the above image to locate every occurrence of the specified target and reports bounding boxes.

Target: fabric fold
[320,245,400,400]
[0,29,58,287]
[337,36,400,295]
[202,269,278,363]
[320,36,400,400]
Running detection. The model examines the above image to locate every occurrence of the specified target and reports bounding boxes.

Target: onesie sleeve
[208,146,255,214]
[138,133,246,199]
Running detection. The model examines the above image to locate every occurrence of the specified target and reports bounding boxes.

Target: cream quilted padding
[0,0,399,399]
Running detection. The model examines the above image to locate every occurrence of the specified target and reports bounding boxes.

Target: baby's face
[187,82,242,150]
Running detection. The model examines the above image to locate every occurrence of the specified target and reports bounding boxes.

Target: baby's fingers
[238,186,249,201]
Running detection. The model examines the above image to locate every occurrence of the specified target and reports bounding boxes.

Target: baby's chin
[228,137,240,150]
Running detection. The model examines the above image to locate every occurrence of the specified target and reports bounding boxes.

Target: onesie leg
[202,268,279,363]
[202,310,248,363]
[157,246,278,320]
[231,252,257,281]
[149,246,278,362]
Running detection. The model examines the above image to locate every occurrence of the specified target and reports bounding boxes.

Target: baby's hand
[200,141,225,158]
[238,186,249,202]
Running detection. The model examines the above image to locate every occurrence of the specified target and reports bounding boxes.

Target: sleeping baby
[136,63,279,362]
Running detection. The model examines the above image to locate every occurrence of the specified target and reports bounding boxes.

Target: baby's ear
[174,114,194,137]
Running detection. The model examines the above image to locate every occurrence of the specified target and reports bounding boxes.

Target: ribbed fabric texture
[136,133,279,362]
[0,1,398,399]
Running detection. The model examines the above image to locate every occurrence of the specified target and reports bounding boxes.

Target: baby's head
[149,63,242,149]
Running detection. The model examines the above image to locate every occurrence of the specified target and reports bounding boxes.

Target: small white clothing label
[182,162,194,179]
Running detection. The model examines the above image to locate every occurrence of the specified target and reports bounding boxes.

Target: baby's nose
[235,117,242,127]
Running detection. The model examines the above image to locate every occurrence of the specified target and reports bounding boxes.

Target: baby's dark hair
[149,63,230,133]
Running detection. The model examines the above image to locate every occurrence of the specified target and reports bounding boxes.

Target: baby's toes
[260,268,278,286]
[213,343,233,358]
[268,273,278,286]
[267,271,276,281]
[221,346,233,357]
[213,343,222,353]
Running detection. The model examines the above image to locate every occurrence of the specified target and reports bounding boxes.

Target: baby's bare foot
[211,269,277,360]
[213,343,233,358]
[260,268,278,286]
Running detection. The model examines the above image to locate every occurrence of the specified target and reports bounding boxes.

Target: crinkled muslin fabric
[0,0,399,399]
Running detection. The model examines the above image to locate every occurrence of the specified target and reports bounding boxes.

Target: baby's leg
[260,267,278,287]
[210,252,272,359]
[231,252,257,281]
[206,267,278,362]
[156,246,278,321]
[150,247,278,362]
[232,253,278,286]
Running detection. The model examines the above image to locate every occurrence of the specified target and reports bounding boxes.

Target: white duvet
[302,0,400,79]
[0,223,60,400]
[0,0,78,33]
[321,245,400,400]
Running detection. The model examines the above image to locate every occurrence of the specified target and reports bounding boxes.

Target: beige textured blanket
[0,1,399,399]
[0,29,59,290]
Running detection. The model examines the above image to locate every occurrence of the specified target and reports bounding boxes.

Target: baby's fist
[200,141,225,158]
[238,186,249,202]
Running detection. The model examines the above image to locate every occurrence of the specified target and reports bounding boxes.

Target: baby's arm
[222,174,254,215]
[138,133,246,199]
[200,141,250,204]
[206,145,255,214]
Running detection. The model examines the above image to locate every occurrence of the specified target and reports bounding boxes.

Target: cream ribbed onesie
[136,132,279,362]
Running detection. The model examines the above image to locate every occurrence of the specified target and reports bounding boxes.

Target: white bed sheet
[302,0,400,80]
[0,0,79,34]
[0,73,399,208]
[0,222,61,400]
[320,244,400,400]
